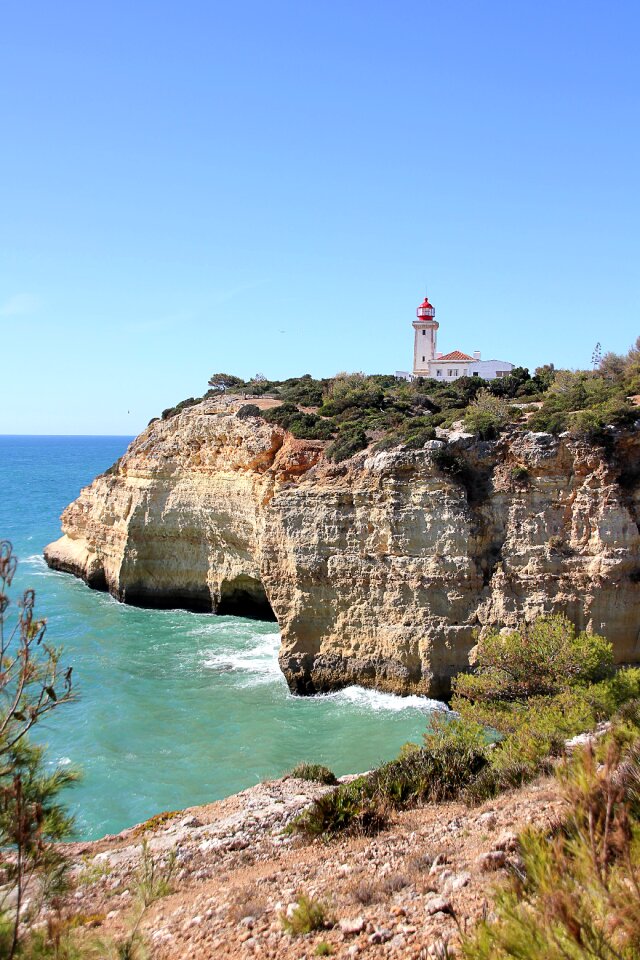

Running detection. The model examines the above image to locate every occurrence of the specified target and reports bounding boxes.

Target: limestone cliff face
[44,400,640,697]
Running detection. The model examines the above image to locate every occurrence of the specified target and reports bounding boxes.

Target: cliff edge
[44,398,640,697]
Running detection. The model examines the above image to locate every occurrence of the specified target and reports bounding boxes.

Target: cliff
[44,398,640,697]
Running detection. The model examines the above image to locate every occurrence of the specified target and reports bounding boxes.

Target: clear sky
[2,0,638,434]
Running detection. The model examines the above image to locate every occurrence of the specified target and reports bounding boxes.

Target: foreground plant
[462,730,640,959]
[453,615,613,704]
[110,841,177,960]
[0,541,78,959]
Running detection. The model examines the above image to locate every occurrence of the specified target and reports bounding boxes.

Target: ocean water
[0,436,446,840]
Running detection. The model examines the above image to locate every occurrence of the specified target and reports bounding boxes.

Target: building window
[448,369,453,377]
[496,370,510,378]
[436,369,442,377]
[472,371,479,377]
[422,330,426,336]
[422,356,425,362]
[453,369,458,376]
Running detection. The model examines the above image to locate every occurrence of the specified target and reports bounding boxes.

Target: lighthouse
[412,295,439,376]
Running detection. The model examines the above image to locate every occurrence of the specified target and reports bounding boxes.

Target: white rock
[340,917,365,935]
[425,895,452,916]
[444,871,471,893]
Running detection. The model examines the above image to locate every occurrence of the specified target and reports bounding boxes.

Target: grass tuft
[287,763,338,785]
[281,895,332,936]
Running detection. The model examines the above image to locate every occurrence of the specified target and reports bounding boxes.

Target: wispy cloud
[0,293,40,317]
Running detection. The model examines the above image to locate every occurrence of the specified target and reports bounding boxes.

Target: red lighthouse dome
[416,296,436,319]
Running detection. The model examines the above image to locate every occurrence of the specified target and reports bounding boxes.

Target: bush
[315,941,334,956]
[196,346,639,459]
[325,424,368,462]
[281,895,331,936]
[464,390,511,439]
[290,713,489,838]
[462,737,640,959]
[262,403,335,440]
[453,616,614,704]
[236,403,261,420]
[568,407,607,440]
[279,375,327,407]
[289,775,386,838]
[509,465,529,485]
[403,426,437,448]
[161,396,201,420]
[288,763,338,785]
[528,408,569,434]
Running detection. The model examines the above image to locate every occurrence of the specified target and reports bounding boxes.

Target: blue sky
[2,0,638,434]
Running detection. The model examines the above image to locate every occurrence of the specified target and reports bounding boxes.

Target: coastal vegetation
[286,616,640,955]
[154,336,640,460]
[287,763,338,785]
[290,616,640,838]
[462,709,640,959]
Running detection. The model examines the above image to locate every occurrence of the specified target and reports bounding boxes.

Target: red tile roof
[434,350,475,362]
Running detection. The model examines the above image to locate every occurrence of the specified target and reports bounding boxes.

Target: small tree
[0,541,77,958]
[207,372,243,392]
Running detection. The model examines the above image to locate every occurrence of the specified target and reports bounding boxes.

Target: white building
[396,295,515,382]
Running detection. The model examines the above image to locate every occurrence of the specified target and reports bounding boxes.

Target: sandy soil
[58,773,564,959]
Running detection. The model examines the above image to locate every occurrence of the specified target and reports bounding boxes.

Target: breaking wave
[320,686,448,714]
[201,631,282,683]
[22,553,49,573]
[201,630,446,713]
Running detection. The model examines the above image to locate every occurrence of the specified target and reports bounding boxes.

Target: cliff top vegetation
[158,338,640,462]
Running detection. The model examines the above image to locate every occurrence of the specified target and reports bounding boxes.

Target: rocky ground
[58,773,565,959]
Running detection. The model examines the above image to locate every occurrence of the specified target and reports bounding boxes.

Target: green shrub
[528,408,568,434]
[288,763,338,785]
[262,403,334,440]
[236,403,261,420]
[279,375,327,407]
[325,424,368,462]
[281,895,331,936]
[462,738,640,959]
[197,341,640,456]
[403,426,437,448]
[161,396,201,420]
[289,417,334,441]
[290,713,489,838]
[289,775,385,838]
[453,616,614,704]
[464,390,510,439]
[568,407,607,440]
[509,465,529,485]
[315,942,334,956]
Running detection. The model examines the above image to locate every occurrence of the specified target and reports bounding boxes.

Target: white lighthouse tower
[412,295,439,376]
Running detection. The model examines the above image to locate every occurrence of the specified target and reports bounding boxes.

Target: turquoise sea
[0,436,444,840]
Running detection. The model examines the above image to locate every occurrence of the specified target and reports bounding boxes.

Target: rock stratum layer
[44,400,640,697]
